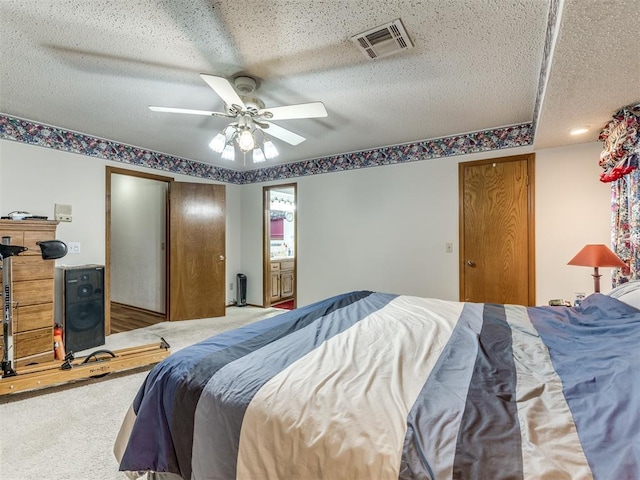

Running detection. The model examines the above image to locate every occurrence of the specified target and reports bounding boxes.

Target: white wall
[298,159,461,303]
[1,137,614,311]
[535,142,614,303]
[0,139,242,305]
[241,143,612,307]
[111,174,167,312]
[240,183,264,303]
[242,148,527,306]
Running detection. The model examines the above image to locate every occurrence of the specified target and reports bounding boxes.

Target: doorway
[263,184,297,308]
[106,168,227,334]
[458,153,535,305]
[106,168,170,333]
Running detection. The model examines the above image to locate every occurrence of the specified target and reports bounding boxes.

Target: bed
[114,290,640,479]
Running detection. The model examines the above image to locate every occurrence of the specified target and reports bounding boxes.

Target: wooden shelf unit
[1,220,59,367]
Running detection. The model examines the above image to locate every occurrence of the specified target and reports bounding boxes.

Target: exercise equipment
[1,236,170,396]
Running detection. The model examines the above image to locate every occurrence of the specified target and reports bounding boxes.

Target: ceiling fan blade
[148,106,230,117]
[199,74,246,110]
[259,101,327,120]
[261,121,306,145]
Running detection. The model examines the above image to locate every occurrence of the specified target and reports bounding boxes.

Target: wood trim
[111,301,164,317]
[166,181,172,321]
[458,163,465,303]
[262,187,270,307]
[458,153,536,305]
[105,166,173,335]
[527,155,536,306]
[106,166,173,183]
[105,171,111,334]
[262,183,297,308]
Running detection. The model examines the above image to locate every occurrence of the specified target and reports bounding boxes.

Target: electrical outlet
[445,242,453,253]
[229,282,234,291]
[68,242,81,254]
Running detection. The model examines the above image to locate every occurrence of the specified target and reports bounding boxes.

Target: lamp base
[592,267,601,293]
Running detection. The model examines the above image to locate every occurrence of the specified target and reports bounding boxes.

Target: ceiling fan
[149,74,328,162]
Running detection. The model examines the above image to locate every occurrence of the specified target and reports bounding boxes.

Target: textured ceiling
[534,0,640,149]
[0,0,638,171]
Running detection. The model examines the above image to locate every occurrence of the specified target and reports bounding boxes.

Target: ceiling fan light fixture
[221,143,235,161]
[253,147,266,163]
[209,132,226,152]
[263,138,278,159]
[151,74,322,164]
[237,128,255,152]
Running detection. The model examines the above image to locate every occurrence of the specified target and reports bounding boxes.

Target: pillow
[607,280,640,309]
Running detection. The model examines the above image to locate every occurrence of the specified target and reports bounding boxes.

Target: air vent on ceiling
[350,18,414,60]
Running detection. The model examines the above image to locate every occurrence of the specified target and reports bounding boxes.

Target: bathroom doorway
[263,184,297,308]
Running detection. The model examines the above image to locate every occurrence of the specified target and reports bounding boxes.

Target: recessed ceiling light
[570,126,590,135]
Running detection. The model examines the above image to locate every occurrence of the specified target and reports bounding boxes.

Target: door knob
[466,260,476,267]
[219,255,225,261]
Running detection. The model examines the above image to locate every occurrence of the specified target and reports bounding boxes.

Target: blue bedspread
[115,291,640,480]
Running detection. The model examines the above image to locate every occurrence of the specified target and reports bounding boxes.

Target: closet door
[459,154,535,305]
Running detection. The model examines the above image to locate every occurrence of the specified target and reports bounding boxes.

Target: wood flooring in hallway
[110,302,165,333]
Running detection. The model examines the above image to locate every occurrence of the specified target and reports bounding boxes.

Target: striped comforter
[115,291,640,480]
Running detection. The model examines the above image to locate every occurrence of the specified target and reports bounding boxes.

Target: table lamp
[567,244,627,292]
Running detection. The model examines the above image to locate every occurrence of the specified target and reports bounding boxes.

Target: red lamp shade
[567,244,627,293]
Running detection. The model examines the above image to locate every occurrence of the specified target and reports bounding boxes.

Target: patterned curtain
[600,104,640,286]
[610,171,639,285]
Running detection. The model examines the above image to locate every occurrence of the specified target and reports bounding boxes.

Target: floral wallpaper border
[0,114,533,185]
[0,114,245,184]
[243,124,533,183]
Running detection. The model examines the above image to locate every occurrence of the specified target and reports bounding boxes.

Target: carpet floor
[0,306,284,480]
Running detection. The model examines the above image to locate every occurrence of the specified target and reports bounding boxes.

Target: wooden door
[459,154,535,305]
[169,182,226,320]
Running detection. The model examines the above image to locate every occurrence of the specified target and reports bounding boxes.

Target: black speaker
[55,265,105,353]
